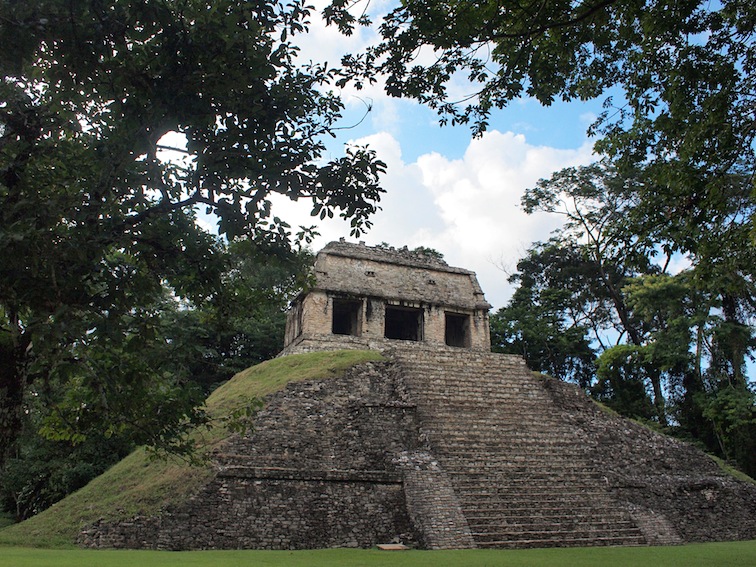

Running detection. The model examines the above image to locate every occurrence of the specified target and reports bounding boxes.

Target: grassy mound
[0,350,384,548]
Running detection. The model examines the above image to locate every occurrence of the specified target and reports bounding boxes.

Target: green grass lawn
[1,541,755,567]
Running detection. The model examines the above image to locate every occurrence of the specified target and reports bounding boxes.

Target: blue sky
[266,2,606,310]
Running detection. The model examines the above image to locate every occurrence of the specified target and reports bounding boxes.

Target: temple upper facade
[283,240,492,353]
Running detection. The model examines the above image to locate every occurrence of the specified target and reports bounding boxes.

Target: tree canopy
[1,0,385,463]
[333,0,754,156]
[330,0,754,220]
[1,240,312,520]
[492,162,755,474]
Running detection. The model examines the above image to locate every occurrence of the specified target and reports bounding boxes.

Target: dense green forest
[2,0,754,524]
[490,161,755,476]
[0,0,381,522]
[0,240,311,520]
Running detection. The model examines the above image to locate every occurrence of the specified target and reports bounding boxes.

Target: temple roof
[311,240,491,311]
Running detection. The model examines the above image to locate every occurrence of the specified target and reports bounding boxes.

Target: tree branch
[487,0,619,42]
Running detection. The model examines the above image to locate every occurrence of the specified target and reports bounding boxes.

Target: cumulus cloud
[294,0,394,118]
[271,130,595,309]
[410,131,594,308]
[270,4,600,309]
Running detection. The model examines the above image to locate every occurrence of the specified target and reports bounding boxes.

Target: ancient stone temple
[78,240,756,551]
[283,239,492,353]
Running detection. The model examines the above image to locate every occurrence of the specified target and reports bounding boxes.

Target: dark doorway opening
[445,312,471,347]
[385,306,423,341]
[332,299,361,336]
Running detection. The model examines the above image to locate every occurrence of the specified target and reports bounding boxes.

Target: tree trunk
[648,366,668,426]
[721,293,749,388]
[0,326,29,468]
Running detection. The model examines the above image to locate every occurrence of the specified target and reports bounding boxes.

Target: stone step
[404,384,543,395]
[416,410,568,422]
[440,432,584,442]
[460,496,622,507]
[463,511,633,525]
[413,398,549,408]
[407,365,524,373]
[397,354,527,366]
[448,472,603,485]
[458,503,629,523]
[442,462,601,477]
[430,446,587,457]
[418,424,577,438]
[425,422,578,433]
[451,479,603,492]
[438,442,589,452]
[429,439,585,450]
[408,392,546,405]
[410,375,529,384]
[403,366,530,376]
[471,523,643,538]
[451,483,606,495]
[409,377,535,386]
[429,440,586,452]
[405,370,529,379]
[475,504,630,514]
[410,403,567,419]
[469,524,641,537]
[407,383,537,393]
[473,534,647,548]
[424,438,584,451]
[465,512,635,524]
[405,369,530,378]
[437,456,593,468]
[439,464,596,477]
[455,483,612,494]
[450,462,599,472]
[404,373,534,385]
[428,441,585,452]
[456,494,616,508]
[462,504,635,517]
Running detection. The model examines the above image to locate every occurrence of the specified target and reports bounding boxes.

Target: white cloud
[271,130,595,310]
[580,111,598,126]
[294,1,390,99]
[410,131,595,308]
[269,5,600,310]
[663,253,692,275]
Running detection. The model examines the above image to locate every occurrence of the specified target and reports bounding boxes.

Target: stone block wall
[284,241,492,352]
[539,376,756,543]
[396,450,475,549]
[80,472,411,550]
[288,291,490,351]
[80,360,473,550]
[314,242,487,304]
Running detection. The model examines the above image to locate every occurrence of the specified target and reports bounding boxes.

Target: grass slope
[0,350,383,548]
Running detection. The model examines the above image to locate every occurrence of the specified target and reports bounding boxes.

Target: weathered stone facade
[80,346,756,550]
[284,241,491,353]
[80,360,468,550]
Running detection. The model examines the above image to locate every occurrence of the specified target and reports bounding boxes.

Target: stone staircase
[389,345,647,548]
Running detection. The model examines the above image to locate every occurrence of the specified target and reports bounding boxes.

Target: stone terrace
[80,343,756,550]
